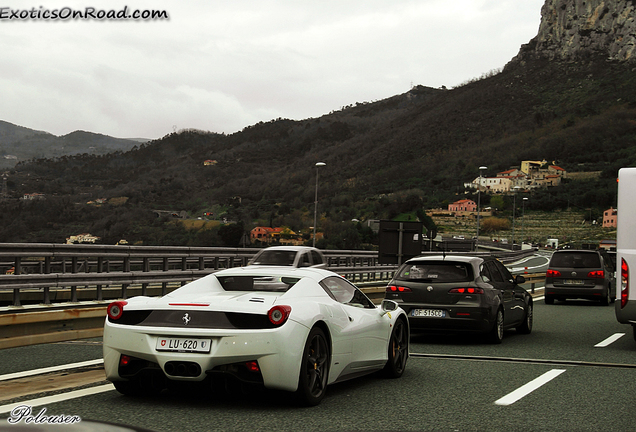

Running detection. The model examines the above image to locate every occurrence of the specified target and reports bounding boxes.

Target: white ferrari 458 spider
[103,266,409,406]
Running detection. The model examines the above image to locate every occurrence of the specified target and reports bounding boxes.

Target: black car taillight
[621,258,629,309]
[546,269,561,277]
[386,285,412,293]
[448,287,484,294]
[587,270,604,278]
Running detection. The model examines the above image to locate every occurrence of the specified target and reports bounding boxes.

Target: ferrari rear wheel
[296,327,330,406]
[383,318,408,378]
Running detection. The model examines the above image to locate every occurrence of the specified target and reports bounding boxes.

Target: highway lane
[508,252,551,275]
[2,349,635,431]
[1,291,636,430]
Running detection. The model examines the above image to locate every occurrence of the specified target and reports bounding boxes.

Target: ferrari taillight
[107,301,128,320]
[621,258,629,309]
[268,305,291,326]
[245,361,260,372]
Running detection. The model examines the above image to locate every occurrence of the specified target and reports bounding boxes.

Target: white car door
[321,276,389,368]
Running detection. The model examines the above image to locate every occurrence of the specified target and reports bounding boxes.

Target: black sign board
[378,220,423,265]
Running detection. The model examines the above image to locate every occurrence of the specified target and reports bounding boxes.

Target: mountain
[1,0,635,247]
[0,120,146,169]
[512,0,636,63]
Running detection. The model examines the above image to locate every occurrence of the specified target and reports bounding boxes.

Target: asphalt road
[1,295,635,432]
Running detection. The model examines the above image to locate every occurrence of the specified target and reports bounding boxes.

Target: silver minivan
[615,168,636,341]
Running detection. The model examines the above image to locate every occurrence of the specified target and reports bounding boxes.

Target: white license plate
[563,279,585,285]
[411,309,446,318]
[156,337,211,353]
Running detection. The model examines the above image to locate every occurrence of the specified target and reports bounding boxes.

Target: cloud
[0,0,544,138]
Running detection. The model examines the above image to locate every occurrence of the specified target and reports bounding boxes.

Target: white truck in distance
[615,167,636,341]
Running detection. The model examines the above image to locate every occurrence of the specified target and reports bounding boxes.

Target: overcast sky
[1,0,545,139]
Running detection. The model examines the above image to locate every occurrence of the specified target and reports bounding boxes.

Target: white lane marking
[0,383,115,415]
[595,333,626,347]
[0,359,104,382]
[495,369,566,406]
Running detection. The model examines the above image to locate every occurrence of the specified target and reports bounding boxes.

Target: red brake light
[120,355,131,366]
[107,301,128,320]
[587,270,604,278]
[621,258,629,309]
[386,285,412,292]
[546,269,561,277]
[449,287,484,294]
[245,361,260,373]
[268,305,291,326]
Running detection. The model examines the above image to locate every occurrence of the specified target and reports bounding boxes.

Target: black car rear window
[550,252,601,268]
[216,275,300,292]
[395,262,473,282]
[251,250,296,266]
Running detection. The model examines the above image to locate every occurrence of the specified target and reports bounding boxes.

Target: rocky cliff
[511,0,636,63]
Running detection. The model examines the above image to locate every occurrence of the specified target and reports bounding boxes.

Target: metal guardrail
[0,244,396,307]
[0,244,545,349]
[0,244,540,307]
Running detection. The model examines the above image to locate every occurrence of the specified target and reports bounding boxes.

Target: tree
[218,222,245,247]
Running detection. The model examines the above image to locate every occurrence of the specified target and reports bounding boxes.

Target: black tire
[545,295,554,305]
[517,302,533,334]
[486,309,504,344]
[296,327,330,406]
[382,318,408,378]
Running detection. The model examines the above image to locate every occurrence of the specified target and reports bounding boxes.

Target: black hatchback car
[384,255,532,344]
[545,249,615,305]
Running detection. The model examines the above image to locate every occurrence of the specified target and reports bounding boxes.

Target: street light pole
[512,186,521,250]
[475,166,487,251]
[522,197,528,248]
[313,162,326,247]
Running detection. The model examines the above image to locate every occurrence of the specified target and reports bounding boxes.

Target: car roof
[214,265,335,281]
[553,249,600,254]
[404,255,486,265]
[256,246,321,252]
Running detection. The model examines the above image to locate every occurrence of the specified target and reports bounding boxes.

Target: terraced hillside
[433,209,616,247]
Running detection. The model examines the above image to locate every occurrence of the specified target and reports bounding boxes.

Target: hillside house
[603,207,617,228]
[448,199,477,212]
[22,193,45,201]
[66,233,100,244]
[250,226,303,245]
[521,160,546,175]
[465,176,514,193]
[465,161,567,194]
[250,227,285,244]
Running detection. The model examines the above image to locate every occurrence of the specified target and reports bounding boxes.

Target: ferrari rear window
[550,252,601,268]
[216,275,300,292]
[395,261,473,282]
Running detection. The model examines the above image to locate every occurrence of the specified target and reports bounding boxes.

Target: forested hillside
[0,121,143,169]
[2,55,635,247]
